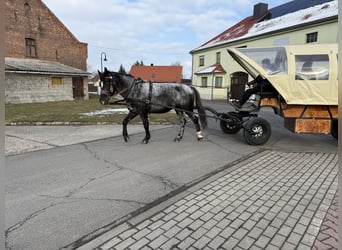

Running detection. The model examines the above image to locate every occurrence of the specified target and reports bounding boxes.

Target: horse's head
[98,67,117,105]
[98,68,136,105]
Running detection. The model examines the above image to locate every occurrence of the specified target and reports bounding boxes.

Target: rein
[110,78,153,105]
[106,78,151,106]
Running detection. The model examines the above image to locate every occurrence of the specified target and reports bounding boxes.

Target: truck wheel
[244,117,271,145]
[331,119,338,139]
[220,114,241,134]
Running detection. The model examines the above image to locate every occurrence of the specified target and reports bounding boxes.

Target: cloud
[42,0,288,76]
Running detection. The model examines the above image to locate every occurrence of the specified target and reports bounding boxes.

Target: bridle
[100,73,141,101]
[101,76,116,96]
[99,70,157,108]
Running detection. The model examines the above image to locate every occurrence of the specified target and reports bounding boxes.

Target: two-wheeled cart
[205,44,338,145]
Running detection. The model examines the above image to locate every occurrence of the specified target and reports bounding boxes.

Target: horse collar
[125,80,153,109]
[122,78,138,101]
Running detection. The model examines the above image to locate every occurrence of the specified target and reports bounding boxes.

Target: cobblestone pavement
[313,193,338,250]
[77,151,338,250]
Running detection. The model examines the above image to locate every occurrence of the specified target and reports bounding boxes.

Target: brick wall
[5,0,87,71]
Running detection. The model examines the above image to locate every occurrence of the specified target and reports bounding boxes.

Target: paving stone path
[77,151,338,250]
[313,193,338,250]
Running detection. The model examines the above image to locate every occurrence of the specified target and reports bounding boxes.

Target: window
[52,77,63,85]
[25,38,36,57]
[216,52,221,64]
[295,54,329,80]
[237,47,288,74]
[199,55,205,66]
[215,77,222,88]
[306,32,318,43]
[201,77,208,87]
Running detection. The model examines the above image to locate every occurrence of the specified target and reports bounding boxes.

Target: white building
[190,0,338,100]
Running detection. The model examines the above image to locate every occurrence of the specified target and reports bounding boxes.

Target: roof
[227,44,338,105]
[5,57,90,76]
[130,65,183,83]
[191,0,337,52]
[195,64,226,75]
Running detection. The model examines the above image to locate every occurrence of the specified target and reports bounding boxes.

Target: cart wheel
[244,117,271,145]
[331,119,338,139]
[220,114,241,134]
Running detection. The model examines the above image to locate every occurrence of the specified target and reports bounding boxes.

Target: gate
[72,77,85,99]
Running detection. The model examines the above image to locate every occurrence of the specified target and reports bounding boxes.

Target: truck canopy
[227,44,338,105]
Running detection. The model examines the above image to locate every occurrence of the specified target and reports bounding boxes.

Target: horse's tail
[191,86,208,129]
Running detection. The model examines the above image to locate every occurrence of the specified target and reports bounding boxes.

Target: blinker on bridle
[100,75,114,94]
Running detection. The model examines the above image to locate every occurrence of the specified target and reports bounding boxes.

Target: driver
[236,58,275,108]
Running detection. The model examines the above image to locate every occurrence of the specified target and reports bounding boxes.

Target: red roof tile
[129,65,183,83]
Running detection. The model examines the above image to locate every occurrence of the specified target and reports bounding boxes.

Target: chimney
[253,3,268,19]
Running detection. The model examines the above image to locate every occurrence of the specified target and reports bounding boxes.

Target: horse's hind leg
[139,112,150,144]
[186,112,204,141]
[174,111,186,141]
[122,111,138,142]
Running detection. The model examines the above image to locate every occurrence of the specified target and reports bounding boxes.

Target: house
[130,65,183,83]
[190,0,338,100]
[5,0,89,103]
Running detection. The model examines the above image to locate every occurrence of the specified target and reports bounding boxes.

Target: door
[72,77,84,99]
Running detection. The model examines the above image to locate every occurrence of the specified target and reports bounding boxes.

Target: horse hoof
[142,139,149,144]
[174,137,181,142]
[197,131,203,140]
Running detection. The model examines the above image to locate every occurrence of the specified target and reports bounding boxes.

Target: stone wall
[5,73,74,103]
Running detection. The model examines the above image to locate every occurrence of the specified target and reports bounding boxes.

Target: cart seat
[256,91,278,98]
[256,83,278,98]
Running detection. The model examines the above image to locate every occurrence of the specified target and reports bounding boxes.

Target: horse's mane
[120,72,135,78]
[104,68,147,83]
[103,68,130,76]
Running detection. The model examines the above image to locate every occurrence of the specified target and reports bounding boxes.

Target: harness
[103,78,218,120]
[106,78,153,110]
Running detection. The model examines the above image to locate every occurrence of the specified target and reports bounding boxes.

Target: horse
[98,68,207,144]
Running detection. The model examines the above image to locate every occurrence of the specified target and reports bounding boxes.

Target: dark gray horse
[98,68,207,143]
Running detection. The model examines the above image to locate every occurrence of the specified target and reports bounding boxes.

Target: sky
[42,0,290,78]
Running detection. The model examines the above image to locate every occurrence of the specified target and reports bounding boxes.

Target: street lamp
[100,52,108,72]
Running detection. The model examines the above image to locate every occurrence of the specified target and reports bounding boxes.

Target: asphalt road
[5,101,338,250]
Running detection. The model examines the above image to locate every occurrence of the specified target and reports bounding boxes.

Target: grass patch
[5,94,178,125]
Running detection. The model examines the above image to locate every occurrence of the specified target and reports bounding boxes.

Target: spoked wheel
[331,119,338,139]
[220,114,242,134]
[244,117,271,145]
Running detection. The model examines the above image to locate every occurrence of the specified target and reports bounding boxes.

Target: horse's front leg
[139,112,150,144]
[174,111,186,142]
[122,111,138,142]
